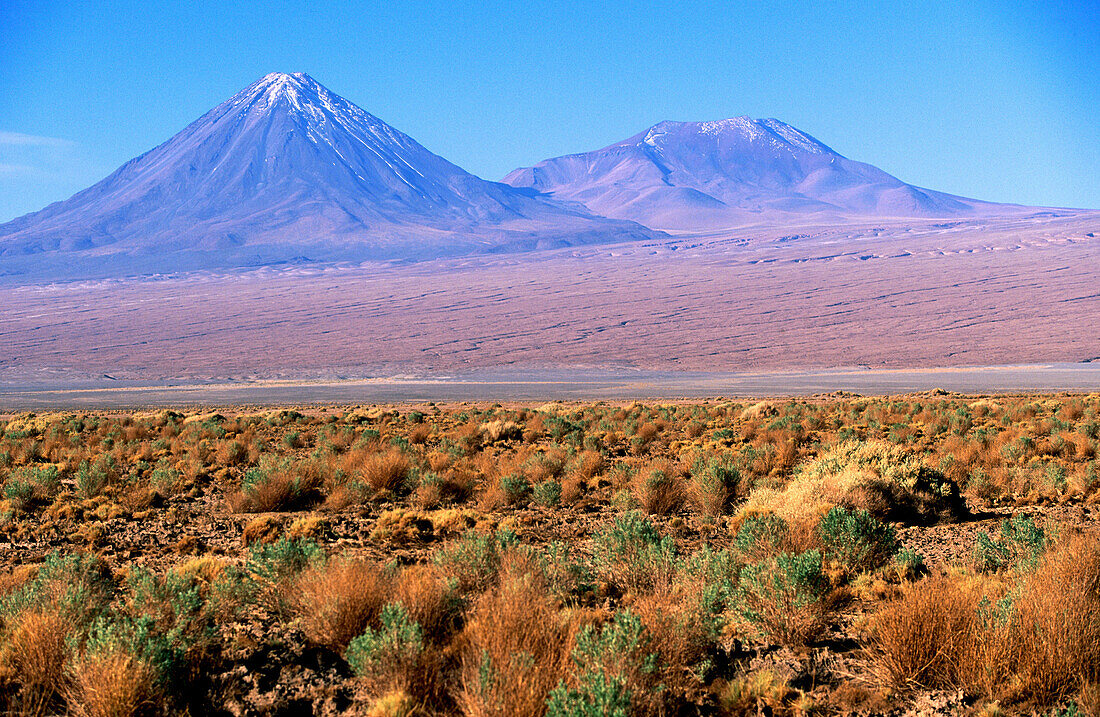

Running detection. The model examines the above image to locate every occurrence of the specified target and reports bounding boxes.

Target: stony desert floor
[2,394,1100,715]
[1,213,1098,386]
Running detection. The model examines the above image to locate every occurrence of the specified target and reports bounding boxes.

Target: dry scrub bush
[719,670,803,714]
[992,535,1100,703]
[228,459,323,513]
[742,441,965,527]
[66,651,157,717]
[871,535,1100,706]
[869,573,980,689]
[688,455,741,517]
[296,558,393,650]
[214,440,248,467]
[393,564,453,641]
[631,461,685,516]
[569,450,605,483]
[632,582,719,694]
[456,565,575,717]
[1,609,70,717]
[357,450,411,494]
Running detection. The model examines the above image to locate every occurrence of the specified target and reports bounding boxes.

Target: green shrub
[683,545,742,608]
[3,478,33,508]
[1,551,114,626]
[732,550,829,645]
[591,512,678,594]
[125,568,213,651]
[13,464,60,496]
[818,506,899,572]
[734,514,791,561]
[895,548,927,579]
[546,670,631,717]
[246,537,324,584]
[76,456,116,498]
[500,473,532,505]
[149,463,182,494]
[548,610,657,716]
[83,612,193,686]
[345,603,423,678]
[974,515,1049,572]
[433,529,517,593]
[539,541,586,599]
[533,479,563,507]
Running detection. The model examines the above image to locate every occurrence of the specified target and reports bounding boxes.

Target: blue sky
[1,0,1097,221]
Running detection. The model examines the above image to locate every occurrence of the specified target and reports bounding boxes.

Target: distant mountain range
[502,117,1024,230]
[0,73,1043,278]
[0,73,657,278]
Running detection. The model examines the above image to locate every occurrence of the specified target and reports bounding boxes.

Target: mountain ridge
[502,116,1027,231]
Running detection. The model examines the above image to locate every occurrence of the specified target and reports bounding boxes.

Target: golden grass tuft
[630,461,685,516]
[870,535,1100,705]
[742,440,964,526]
[456,566,575,717]
[1,609,70,717]
[66,651,157,717]
[295,557,394,650]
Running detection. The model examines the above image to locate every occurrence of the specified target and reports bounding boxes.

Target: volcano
[502,117,1025,231]
[0,73,658,279]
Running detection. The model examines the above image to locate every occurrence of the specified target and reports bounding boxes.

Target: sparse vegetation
[1,395,1099,714]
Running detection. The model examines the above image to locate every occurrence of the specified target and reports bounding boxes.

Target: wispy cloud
[0,131,76,148]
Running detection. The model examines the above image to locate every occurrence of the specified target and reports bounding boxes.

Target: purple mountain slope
[502,117,1028,231]
[0,73,658,278]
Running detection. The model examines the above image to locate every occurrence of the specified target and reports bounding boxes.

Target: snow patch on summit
[503,115,1011,231]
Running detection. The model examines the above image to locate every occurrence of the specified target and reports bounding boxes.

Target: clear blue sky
[1,0,1097,221]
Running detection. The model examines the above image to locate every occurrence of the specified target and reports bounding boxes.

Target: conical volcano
[0,73,657,278]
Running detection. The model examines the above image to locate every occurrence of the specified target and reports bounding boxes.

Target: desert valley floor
[2,213,1098,393]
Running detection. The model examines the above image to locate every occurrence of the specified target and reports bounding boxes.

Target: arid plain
[2,212,1098,395]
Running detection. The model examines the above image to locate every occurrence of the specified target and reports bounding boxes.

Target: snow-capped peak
[632,117,835,157]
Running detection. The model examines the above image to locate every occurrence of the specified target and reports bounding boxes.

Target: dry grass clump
[456,564,575,717]
[742,441,965,526]
[632,582,720,694]
[227,459,324,513]
[687,454,741,517]
[214,439,249,467]
[868,572,981,688]
[357,450,411,494]
[870,535,1100,707]
[1,609,70,717]
[295,558,394,649]
[65,651,157,717]
[631,461,685,516]
[393,564,453,640]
